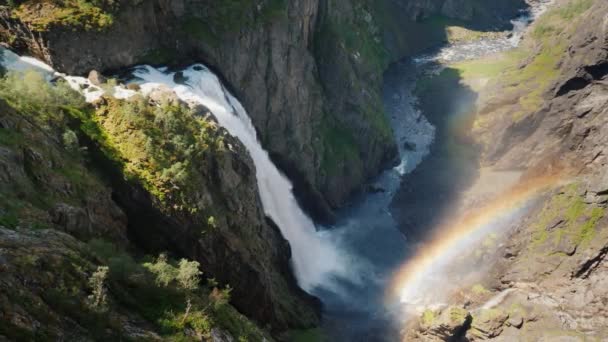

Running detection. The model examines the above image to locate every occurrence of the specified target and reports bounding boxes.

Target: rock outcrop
[402,0,608,339]
[0,80,317,336]
[0,0,526,221]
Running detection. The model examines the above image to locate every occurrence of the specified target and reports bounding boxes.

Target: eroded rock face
[0,91,318,332]
[0,0,525,221]
[0,100,129,245]
[401,1,608,340]
[0,0,370,220]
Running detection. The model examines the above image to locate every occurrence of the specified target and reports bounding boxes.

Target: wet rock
[403,141,417,151]
[88,70,106,86]
[173,71,187,85]
[367,184,386,193]
[126,83,140,91]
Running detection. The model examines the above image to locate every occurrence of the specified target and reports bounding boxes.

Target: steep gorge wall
[0,0,526,221]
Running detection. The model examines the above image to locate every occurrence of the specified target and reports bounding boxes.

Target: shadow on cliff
[390,66,481,242]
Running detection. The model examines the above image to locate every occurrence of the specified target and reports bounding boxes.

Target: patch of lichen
[531,184,605,251]
[9,0,119,31]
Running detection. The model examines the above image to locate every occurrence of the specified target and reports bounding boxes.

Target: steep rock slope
[0,72,317,336]
[0,0,525,220]
[403,0,608,339]
[0,0,385,220]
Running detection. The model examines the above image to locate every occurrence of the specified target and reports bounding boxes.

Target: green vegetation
[180,0,287,45]
[87,239,270,341]
[316,1,387,75]
[87,265,109,311]
[449,306,470,323]
[319,115,361,176]
[0,70,111,220]
[10,0,118,31]
[421,309,438,326]
[441,0,596,125]
[289,328,328,342]
[80,95,224,212]
[531,184,605,250]
[471,284,491,295]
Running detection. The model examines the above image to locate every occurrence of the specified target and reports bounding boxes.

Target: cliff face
[0,0,380,220]
[0,74,316,337]
[0,0,525,220]
[403,0,608,339]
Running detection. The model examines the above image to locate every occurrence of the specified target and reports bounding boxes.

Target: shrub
[62,129,79,151]
[87,266,109,311]
[177,259,202,291]
[143,254,179,287]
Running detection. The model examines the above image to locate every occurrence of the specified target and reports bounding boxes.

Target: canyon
[0,0,607,341]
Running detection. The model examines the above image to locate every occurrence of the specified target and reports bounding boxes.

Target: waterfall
[0,47,348,291]
[127,65,348,291]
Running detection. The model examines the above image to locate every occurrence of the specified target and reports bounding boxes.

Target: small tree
[177,259,202,291]
[62,129,79,151]
[88,266,109,311]
[143,253,178,287]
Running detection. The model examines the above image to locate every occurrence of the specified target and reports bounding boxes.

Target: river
[0,1,550,340]
[314,1,552,340]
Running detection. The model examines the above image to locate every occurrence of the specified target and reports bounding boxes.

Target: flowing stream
[0,1,551,340]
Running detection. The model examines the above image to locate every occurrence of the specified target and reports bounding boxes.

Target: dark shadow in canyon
[390,64,481,242]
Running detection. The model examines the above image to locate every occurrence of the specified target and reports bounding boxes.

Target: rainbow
[388,171,566,307]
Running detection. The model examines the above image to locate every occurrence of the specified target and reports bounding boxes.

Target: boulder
[88,70,106,86]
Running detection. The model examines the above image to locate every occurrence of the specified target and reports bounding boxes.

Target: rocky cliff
[0,72,317,339]
[0,0,526,221]
[403,0,608,339]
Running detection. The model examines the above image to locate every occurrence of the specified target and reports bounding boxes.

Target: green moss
[449,307,469,323]
[319,115,361,176]
[181,17,220,47]
[11,0,116,31]
[0,211,19,229]
[0,126,23,146]
[422,309,437,326]
[289,328,327,342]
[531,184,605,251]
[471,284,491,295]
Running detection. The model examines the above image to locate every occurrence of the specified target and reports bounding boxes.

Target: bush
[87,266,109,312]
[177,259,202,291]
[0,70,87,133]
[143,254,179,287]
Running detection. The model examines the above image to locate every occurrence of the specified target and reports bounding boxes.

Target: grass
[88,239,271,341]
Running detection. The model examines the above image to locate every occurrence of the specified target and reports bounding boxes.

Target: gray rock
[87,70,106,86]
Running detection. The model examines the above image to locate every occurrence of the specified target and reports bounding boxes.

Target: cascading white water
[127,65,349,291]
[0,47,350,291]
